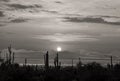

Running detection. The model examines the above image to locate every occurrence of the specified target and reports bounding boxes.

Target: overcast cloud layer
[0,0,120,64]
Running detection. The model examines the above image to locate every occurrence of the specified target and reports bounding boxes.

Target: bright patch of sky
[0,0,120,64]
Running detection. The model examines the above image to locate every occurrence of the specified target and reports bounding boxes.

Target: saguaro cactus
[12,52,15,64]
[8,44,12,64]
[0,51,1,60]
[72,59,74,67]
[54,52,61,69]
[77,57,82,68]
[44,51,49,69]
[110,56,113,69]
[25,58,27,66]
[6,53,9,62]
[0,51,3,62]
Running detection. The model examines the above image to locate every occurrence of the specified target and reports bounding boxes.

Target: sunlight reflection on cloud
[33,33,98,42]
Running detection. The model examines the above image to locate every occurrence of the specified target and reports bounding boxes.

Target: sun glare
[57,47,62,52]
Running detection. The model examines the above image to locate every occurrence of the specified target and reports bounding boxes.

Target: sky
[0,0,120,65]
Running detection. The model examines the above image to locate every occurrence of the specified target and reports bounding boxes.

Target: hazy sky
[0,0,120,64]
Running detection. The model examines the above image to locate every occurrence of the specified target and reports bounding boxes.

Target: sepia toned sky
[0,0,120,64]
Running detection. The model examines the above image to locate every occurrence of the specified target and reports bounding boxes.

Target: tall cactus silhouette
[77,57,82,68]
[25,58,27,66]
[8,44,12,64]
[44,51,49,69]
[110,56,113,69]
[0,51,1,60]
[56,53,59,67]
[12,52,15,64]
[7,44,15,64]
[0,51,3,62]
[54,52,61,69]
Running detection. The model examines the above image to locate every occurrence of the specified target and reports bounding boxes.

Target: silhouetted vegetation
[0,62,120,81]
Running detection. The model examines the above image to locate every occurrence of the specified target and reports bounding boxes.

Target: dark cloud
[0,24,5,27]
[55,1,63,4]
[63,16,120,25]
[10,18,29,23]
[7,4,42,9]
[0,0,10,2]
[0,11,4,17]
[100,15,120,18]
[42,10,58,14]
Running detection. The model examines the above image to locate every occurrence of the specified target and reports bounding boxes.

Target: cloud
[58,50,105,59]
[1,48,35,55]
[10,18,29,23]
[1,48,44,59]
[55,1,63,4]
[33,33,98,42]
[100,15,120,18]
[0,24,5,27]
[42,10,58,14]
[7,4,42,9]
[63,16,120,25]
[1,48,41,54]
[0,0,10,2]
[0,11,4,17]
[12,48,36,53]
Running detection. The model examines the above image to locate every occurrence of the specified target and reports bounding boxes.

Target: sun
[57,47,62,52]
